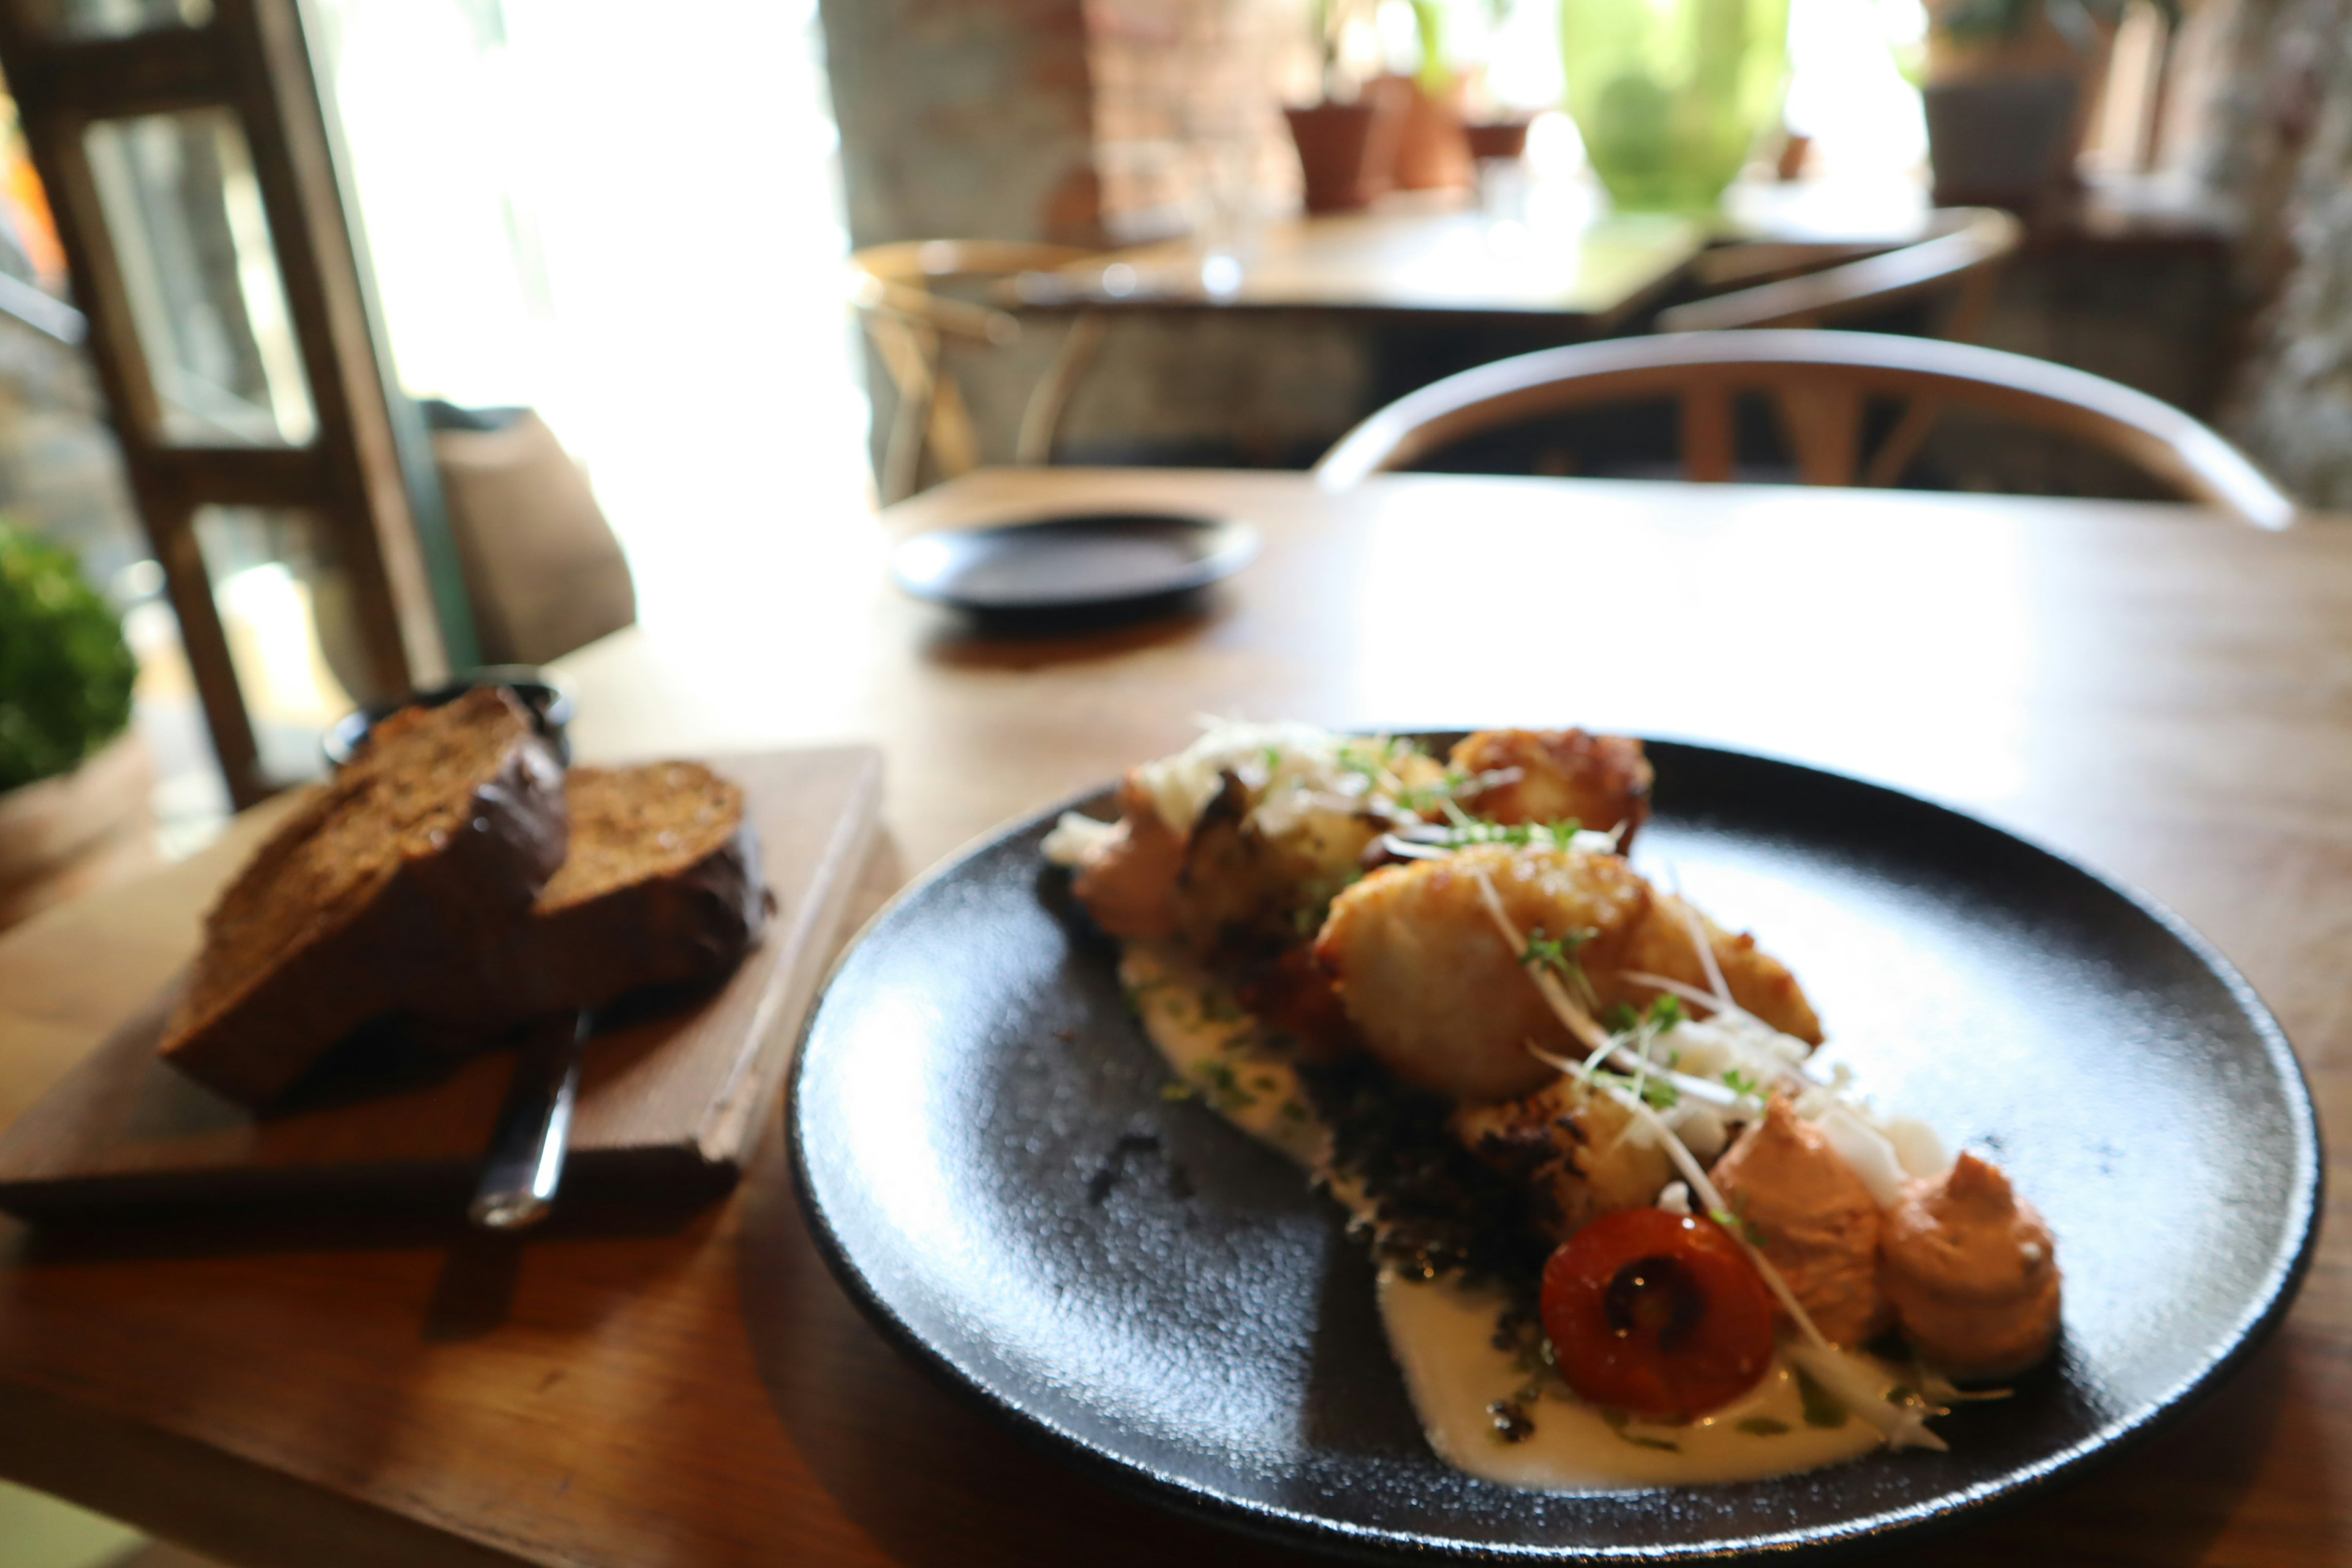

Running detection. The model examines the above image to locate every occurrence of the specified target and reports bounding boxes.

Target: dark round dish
[788,739,2321,1562]
[322,665,575,771]
[890,512,1259,614]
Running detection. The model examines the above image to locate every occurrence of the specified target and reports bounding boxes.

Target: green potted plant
[1918,0,2176,206]
[0,519,150,930]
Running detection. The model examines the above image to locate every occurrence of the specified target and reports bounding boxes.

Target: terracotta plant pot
[1385,77,1474,190]
[1284,96,1406,213]
[1463,116,1534,162]
[0,728,156,933]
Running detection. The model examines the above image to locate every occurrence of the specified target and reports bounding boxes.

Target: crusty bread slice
[159,687,567,1106]
[411,760,769,1033]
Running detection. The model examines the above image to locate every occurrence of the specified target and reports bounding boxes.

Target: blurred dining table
[1,467,2348,1567]
[1008,192,1707,333]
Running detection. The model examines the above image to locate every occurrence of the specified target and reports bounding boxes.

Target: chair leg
[1864,398,1943,489]
[927,371,982,479]
[1016,311,1107,465]
[869,316,939,505]
[1776,384,1863,486]
[1681,385,1735,482]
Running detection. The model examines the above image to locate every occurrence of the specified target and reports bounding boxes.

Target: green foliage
[0,522,137,792]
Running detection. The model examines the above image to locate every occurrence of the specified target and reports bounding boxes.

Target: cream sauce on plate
[1121,941,1899,1490]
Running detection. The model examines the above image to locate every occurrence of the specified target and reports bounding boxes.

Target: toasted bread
[412,760,769,1033]
[159,688,567,1106]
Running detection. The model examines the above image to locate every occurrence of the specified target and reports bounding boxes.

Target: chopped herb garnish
[1603,1003,1641,1034]
[1794,1365,1849,1429]
[1594,1067,1681,1110]
[1518,924,1600,1009]
[1159,1080,1197,1102]
[1736,1416,1792,1436]
[1598,1409,1681,1451]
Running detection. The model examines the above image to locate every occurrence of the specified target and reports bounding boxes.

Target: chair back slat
[1776,382,1864,487]
[1679,383,1735,483]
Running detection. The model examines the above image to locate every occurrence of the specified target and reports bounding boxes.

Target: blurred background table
[1,469,2348,1567]
[1011,194,1706,332]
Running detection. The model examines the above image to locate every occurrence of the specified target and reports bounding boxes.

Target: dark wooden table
[1,469,2346,1567]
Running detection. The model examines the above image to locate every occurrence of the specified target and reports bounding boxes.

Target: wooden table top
[3,468,2350,1567]
[1008,194,1705,329]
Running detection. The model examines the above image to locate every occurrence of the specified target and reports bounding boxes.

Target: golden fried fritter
[1314,844,1822,1101]
[1314,845,1653,1102]
[1612,891,1823,1045]
[1071,770,1385,954]
[1450,1076,1673,1243]
[1449,729,1653,847]
[1069,774,1185,941]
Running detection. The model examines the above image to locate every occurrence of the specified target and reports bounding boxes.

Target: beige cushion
[433,412,635,665]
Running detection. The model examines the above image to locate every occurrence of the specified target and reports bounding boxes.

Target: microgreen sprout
[1519,924,1600,1011]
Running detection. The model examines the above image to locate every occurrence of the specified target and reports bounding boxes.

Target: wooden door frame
[0,0,472,807]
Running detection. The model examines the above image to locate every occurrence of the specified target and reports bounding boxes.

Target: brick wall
[820,0,1313,249]
[818,0,1102,247]
[1085,0,1313,243]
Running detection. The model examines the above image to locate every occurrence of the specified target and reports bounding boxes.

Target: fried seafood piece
[1070,771,1385,954]
[1450,1076,1673,1243]
[1711,1098,1891,1348]
[1450,729,1653,847]
[1880,1152,2062,1380]
[1314,845,1652,1101]
[1068,775,1188,940]
[1615,892,1823,1046]
[1314,845,1823,1101]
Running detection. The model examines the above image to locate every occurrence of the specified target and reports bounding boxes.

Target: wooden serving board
[0,746,882,1218]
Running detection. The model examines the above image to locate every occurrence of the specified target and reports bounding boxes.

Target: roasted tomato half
[1540,1207,1776,1422]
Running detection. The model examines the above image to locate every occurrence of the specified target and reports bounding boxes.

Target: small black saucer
[891,513,1259,616]
[322,665,575,771]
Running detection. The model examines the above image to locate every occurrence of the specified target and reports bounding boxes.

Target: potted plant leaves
[1919,0,2176,208]
[0,519,151,930]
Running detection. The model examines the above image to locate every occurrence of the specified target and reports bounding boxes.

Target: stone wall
[2185,0,2352,505]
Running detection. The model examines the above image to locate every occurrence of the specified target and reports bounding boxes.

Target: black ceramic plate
[790,741,2321,1561]
[890,512,1259,612]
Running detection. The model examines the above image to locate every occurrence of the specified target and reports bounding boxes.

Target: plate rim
[888,510,1261,611]
[787,736,2325,1562]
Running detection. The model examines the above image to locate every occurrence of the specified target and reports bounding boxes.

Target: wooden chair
[1657,208,2022,338]
[849,241,1109,503]
[1657,209,2023,480]
[1313,330,2295,529]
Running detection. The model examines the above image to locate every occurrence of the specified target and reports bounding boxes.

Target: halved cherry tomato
[1540,1208,1776,1422]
